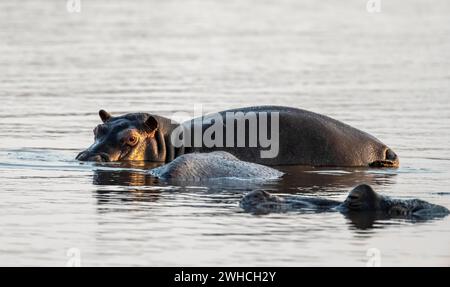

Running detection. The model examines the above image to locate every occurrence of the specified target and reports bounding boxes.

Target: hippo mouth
[369,148,399,168]
[76,151,111,162]
[76,147,133,162]
[369,160,398,168]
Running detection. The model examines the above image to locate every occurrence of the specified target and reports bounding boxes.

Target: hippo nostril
[385,149,397,161]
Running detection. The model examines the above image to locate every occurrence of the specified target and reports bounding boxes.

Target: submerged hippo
[240,184,450,220]
[76,106,399,168]
[149,151,283,180]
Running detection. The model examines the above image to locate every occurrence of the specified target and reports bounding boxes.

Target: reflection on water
[273,166,398,192]
[1,0,450,266]
[93,168,157,187]
[93,169,162,210]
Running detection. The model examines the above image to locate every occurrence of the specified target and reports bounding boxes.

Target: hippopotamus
[76,106,399,168]
[149,151,283,180]
[240,184,450,220]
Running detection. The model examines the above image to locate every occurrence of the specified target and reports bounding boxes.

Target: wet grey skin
[149,151,284,180]
[76,106,399,167]
[240,184,450,220]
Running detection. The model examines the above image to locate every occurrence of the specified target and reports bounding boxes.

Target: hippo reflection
[93,169,162,208]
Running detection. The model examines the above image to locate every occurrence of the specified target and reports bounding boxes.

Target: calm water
[1,0,450,266]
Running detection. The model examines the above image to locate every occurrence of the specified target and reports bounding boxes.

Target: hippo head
[343,184,382,211]
[241,190,279,205]
[76,110,161,162]
[240,190,283,214]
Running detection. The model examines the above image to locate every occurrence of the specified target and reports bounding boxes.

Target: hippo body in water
[149,151,283,180]
[182,106,399,167]
[76,106,399,170]
[240,184,450,220]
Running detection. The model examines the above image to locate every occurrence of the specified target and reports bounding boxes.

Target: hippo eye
[127,135,138,146]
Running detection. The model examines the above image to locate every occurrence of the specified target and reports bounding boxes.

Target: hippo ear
[99,109,112,123]
[144,115,158,132]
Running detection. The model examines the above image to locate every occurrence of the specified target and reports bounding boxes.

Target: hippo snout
[369,147,399,168]
[76,151,110,162]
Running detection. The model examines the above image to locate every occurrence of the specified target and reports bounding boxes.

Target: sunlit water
[0,0,449,266]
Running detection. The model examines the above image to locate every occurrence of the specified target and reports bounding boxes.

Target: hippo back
[149,151,284,180]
